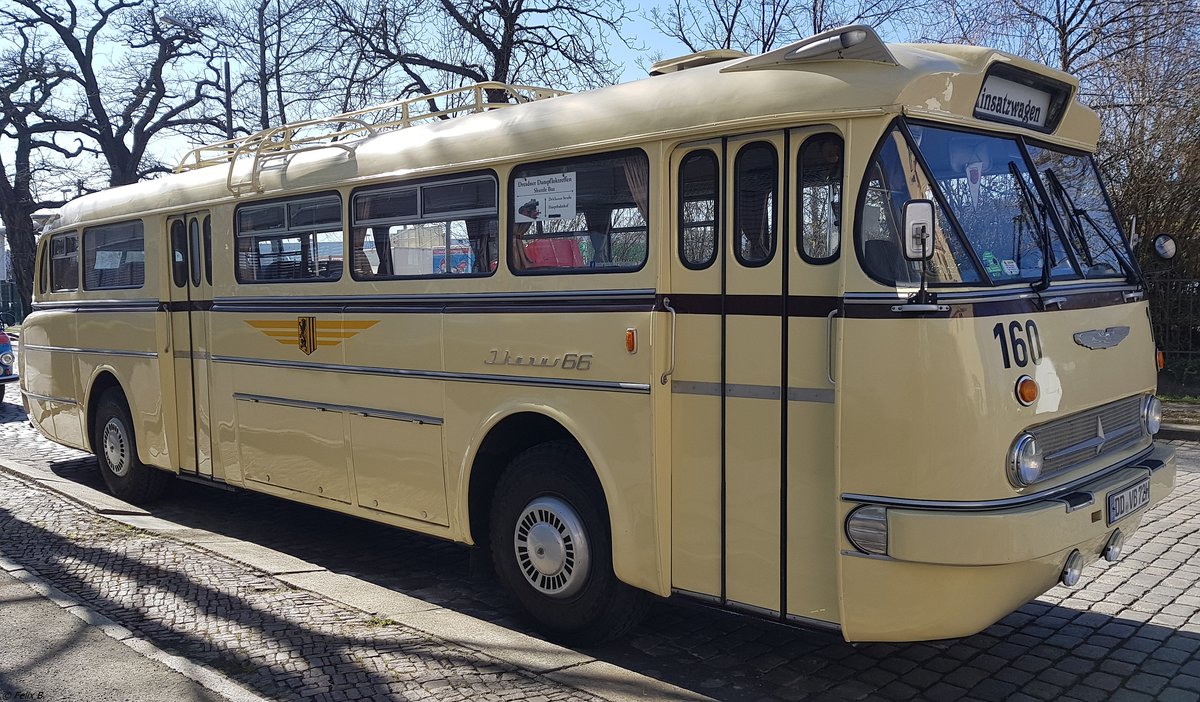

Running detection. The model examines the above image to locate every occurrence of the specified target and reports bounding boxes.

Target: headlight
[845,505,888,555]
[0,352,11,366]
[1008,433,1043,487]
[1142,395,1162,435]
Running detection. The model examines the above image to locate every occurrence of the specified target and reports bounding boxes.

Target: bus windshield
[858,120,1136,286]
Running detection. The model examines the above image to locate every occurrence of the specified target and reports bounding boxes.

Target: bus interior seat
[864,239,908,282]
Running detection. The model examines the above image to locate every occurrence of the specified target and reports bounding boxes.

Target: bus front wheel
[93,391,171,504]
[490,441,648,645]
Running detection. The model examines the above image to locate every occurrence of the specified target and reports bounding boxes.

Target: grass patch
[364,615,399,627]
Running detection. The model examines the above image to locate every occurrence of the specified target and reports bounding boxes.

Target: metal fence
[0,281,23,327]
[1146,277,1200,395]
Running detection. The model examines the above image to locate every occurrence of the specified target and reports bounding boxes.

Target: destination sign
[974,75,1052,129]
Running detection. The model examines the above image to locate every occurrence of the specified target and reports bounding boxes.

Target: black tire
[0,384,5,404]
[490,441,649,645]
[93,390,171,503]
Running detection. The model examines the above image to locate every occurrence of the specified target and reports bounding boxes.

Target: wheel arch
[84,368,127,454]
[460,406,609,546]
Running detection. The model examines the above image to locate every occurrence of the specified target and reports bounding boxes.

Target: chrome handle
[1041,296,1068,310]
[660,297,676,385]
[890,303,950,313]
[1123,290,1144,302]
[826,309,839,385]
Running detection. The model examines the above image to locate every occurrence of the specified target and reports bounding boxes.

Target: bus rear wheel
[490,441,648,645]
[93,391,171,504]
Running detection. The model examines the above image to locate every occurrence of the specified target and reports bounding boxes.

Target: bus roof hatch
[722,25,898,73]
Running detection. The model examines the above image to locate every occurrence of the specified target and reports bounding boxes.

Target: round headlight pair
[1142,395,1162,436]
[1009,433,1044,487]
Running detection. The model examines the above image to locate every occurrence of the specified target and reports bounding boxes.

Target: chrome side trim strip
[671,380,834,404]
[215,288,658,305]
[234,392,443,425]
[21,390,79,405]
[843,282,1139,305]
[212,355,651,394]
[22,344,158,359]
[842,446,1155,511]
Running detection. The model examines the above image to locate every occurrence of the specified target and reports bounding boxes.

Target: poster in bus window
[514,172,576,223]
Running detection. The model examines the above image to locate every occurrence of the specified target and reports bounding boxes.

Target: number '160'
[993,320,1043,369]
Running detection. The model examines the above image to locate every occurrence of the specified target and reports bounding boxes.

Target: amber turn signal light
[1157,349,1166,371]
[626,328,637,354]
[1015,375,1038,406]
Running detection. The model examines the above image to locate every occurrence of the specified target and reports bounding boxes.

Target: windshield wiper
[1008,161,1052,293]
[1043,168,1140,285]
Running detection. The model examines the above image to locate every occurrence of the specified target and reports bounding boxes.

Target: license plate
[1107,478,1150,525]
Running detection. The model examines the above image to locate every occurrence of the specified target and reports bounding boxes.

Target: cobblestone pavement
[3,396,1200,701]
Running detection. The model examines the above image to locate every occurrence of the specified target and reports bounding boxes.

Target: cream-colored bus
[21,26,1176,644]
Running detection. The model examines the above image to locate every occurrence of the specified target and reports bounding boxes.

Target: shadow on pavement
[25,454,1200,701]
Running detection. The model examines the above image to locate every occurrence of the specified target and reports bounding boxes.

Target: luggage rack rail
[174,82,569,194]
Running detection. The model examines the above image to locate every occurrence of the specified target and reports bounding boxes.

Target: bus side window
[38,242,48,295]
[235,195,343,283]
[350,175,497,279]
[84,220,145,290]
[798,134,843,263]
[678,150,719,269]
[50,232,79,292]
[734,142,777,267]
[509,150,649,274]
[170,219,188,288]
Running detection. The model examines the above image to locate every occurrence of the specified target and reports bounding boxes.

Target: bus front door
[166,213,215,477]
[668,133,787,616]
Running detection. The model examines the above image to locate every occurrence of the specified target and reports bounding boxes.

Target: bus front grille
[1030,395,1145,478]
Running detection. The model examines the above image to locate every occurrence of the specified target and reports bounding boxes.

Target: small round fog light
[1015,375,1038,406]
[1103,529,1125,563]
[1061,549,1084,587]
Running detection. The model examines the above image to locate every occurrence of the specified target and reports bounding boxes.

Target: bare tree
[1,0,220,186]
[649,0,920,56]
[0,33,80,314]
[326,0,633,107]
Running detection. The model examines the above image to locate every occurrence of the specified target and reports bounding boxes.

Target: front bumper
[839,442,1176,641]
[0,373,17,384]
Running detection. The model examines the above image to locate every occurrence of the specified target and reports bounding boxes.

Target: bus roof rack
[722,25,898,73]
[174,81,570,195]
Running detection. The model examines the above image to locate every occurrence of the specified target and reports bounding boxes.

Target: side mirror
[1153,234,1177,261]
[903,199,935,261]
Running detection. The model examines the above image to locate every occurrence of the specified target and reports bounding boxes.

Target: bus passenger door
[166,213,215,477]
[722,133,787,614]
[667,133,787,615]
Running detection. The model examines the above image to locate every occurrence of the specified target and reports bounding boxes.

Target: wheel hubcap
[102,417,131,477]
[514,496,590,598]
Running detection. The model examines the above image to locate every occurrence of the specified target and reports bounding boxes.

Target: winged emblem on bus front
[246,318,380,354]
[1073,326,1130,350]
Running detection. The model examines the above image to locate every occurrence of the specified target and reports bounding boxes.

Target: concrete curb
[1159,423,1200,442]
[0,458,712,702]
[0,554,271,702]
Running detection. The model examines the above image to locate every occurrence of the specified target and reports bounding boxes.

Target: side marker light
[625,328,637,354]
